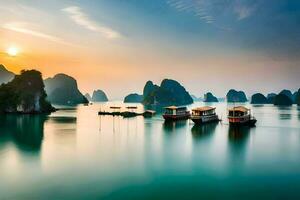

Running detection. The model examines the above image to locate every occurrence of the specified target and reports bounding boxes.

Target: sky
[0,0,300,99]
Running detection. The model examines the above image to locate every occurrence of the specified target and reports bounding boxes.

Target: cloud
[2,21,73,45]
[62,6,122,39]
[166,0,214,24]
[234,2,256,20]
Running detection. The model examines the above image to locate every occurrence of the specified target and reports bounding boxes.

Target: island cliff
[251,93,269,104]
[296,89,300,105]
[91,90,108,102]
[203,92,218,102]
[0,70,55,114]
[143,79,193,106]
[226,89,248,102]
[124,93,143,103]
[44,74,88,105]
[0,64,14,84]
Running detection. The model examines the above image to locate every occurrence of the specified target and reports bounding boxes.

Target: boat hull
[229,119,257,127]
[163,114,190,121]
[191,115,219,124]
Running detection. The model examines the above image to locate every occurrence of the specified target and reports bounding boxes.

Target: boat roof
[228,106,250,112]
[110,106,121,109]
[165,106,187,110]
[144,110,156,113]
[126,106,138,109]
[192,106,215,112]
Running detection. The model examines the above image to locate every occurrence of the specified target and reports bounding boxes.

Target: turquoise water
[0,102,300,199]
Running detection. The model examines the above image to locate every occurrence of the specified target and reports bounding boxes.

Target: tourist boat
[191,106,220,124]
[227,106,257,126]
[163,106,191,121]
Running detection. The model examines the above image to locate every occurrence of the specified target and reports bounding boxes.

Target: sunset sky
[0,0,299,99]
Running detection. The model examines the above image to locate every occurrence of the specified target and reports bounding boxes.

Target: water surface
[0,102,300,199]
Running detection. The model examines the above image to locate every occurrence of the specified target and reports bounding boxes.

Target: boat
[143,110,156,118]
[227,106,257,126]
[191,106,220,124]
[162,106,190,121]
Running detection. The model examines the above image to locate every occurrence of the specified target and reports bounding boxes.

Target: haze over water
[1,102,300,199]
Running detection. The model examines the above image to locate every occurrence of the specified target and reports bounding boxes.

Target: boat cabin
[164,106,188,115]
[192,106,216,116]
[228,106,250,117]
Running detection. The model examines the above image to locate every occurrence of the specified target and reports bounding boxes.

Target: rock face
[279,90,293,101]
[0,64,14,84]
[84,93,92,101]
[143,79,193,106]
[143,81,159,97]
[91,90,108,102]
[295,89,300,105]
[44,74,88,105]
[273,94,293,106]
[226,89,248,102]
[204,92,218,102]
[293,92,298,103]
[251,93,269,104]
[124,93,143,103]
[267,93,277,104]
[0,70,55,114]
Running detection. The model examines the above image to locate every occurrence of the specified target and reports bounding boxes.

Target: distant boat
[191,106,220,124]
[227,106,257,126]
[126,106,138,109]
[110,106,121,109]
[143,110,156,118]
[163,106,190,121]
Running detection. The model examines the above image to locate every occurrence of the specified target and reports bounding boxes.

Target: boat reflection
[0,115,46,152]
[191,122,218,140]
[163,120,187,133]
[228,126,251,142]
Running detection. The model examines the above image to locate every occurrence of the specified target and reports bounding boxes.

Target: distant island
[85,93,92,101]
[226,89,248,102]
[251,93,269,104]
[0,70,55,114]
[44,73,88,105]
[296,89,300,105]
[273,90,294,106]
[124,93,143,103]
[142,79,193,106]
[0,64,14,84]
[203,92,218,102]
[91,90,108,102]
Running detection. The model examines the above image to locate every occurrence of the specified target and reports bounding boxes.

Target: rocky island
[203,92,218,102]
[273,93,293,106]
[44,74,88,105]
[226,89,248,103]
[91,90,108,102]
[0,70,55,114]
[296,89,300,105]
[84,93,92,101]
[251,93,269,104]
[124,93,143,103]
[142,79,193,106]
[0,64,14,84]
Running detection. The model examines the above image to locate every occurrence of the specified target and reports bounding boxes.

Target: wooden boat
[162,106,190,121]
[191,106,219,124]
[143,110,156,118]
[228,106,257,126]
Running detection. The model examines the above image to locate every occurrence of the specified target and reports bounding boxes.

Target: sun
[6,46,19,57]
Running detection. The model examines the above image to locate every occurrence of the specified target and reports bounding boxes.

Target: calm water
[1,102,300,199]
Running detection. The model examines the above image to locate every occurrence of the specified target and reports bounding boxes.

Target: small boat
[191,106,220,124]
[110,106,121,109]
[126,106,138,109]
[162,106,190,121]
[143,110,156,118]
[228,106,257,126]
